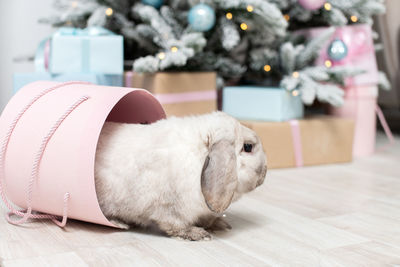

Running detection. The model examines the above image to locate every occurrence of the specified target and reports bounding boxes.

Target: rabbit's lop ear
[201,140,238,213]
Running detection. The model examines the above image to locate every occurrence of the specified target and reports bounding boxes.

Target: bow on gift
[35,26,115,72]
[53,26,114,36]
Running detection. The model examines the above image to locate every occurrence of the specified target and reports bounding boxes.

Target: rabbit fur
[95,112,267,241]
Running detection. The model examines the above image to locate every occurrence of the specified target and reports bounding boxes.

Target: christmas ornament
[141,0,164,9]
[327,39,348,61]
[298,0,325,10]
[188,4,216,32]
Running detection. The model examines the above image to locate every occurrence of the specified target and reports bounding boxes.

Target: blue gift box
[49,27,123,74]
[13,73,123,94]
[223,86,304,122]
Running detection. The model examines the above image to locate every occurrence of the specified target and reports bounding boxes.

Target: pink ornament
[298,0,325,10]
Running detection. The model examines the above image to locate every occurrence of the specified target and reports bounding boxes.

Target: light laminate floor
[0,133,399,266]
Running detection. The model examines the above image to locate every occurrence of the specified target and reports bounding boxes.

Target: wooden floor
[1,133,399,266]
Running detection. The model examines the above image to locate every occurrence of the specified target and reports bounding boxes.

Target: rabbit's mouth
[238,178,260,194]
[256,165,267,187]
[231,192,243,202]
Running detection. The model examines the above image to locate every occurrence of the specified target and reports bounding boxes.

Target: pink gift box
[0,81,166,228]
[329,85,378,157]
[302,24,378,86]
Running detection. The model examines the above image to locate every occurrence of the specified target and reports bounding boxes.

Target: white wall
[0,0,55,112]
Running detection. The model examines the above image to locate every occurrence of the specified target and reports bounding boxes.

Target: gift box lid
[223,86,304,122]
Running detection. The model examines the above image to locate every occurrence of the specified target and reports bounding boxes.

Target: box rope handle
[351,86,395,148]
[0,81,90,227]
[375,105,395,144]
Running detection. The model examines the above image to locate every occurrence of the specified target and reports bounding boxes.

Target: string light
[158,52,166,60]
[263,64,271,72]
[71,1,78,8]
[292,90,299,96]
[292,71,299,78]
[226,12,233,20]
[350,15,358,22]
[324,60,332,68]
[170,46,178,52]
[105,7,113,16]
[284,14,290,21]
[324,3,331,11]
[247,5,254,12]
[240,23,248,31]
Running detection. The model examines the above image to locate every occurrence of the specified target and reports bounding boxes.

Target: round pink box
[329,85,377,157]
[0,81,166,228]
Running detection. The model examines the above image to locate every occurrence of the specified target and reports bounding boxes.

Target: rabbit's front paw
[110,219,130,230]
[167,226,212,241]
[206,217,232,232]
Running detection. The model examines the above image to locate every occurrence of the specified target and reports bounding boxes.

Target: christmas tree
[42,0,387,106]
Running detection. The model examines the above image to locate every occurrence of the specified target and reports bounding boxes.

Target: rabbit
[95,111,267,241]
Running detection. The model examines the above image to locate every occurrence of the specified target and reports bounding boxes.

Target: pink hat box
[0,81,166,228]
[329,85,378,157]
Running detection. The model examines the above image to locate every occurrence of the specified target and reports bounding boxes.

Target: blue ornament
[188,4,216,32]
[328,39,348,61]
[141,0,164,8]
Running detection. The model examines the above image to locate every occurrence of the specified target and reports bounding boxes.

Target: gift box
[13,73,123,93]
[125,72,217,117]
[328,85,378,157]
[242,117,354,169]
[301,24,378,86]
[223,86,304,121]
[48,27,123,74]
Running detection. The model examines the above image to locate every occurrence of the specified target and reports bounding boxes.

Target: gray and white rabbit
[95,112,267,241]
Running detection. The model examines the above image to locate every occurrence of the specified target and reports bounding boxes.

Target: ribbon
[155,90,217,104]
[125,71,134,87]
[289,120,303,167]
[375,105,395,146]
[34,38,51,72]
[35,26,115,72]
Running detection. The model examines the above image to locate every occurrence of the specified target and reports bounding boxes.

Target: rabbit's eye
[243,143,253,153]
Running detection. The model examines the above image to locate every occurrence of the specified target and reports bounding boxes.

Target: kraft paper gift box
[13,73,123,93]
[49,27,123,74]
[329,85,378,157]
[125,72,217,117]
[300,24,378,86]
[242,117,354,169]
[223,86,304,121]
